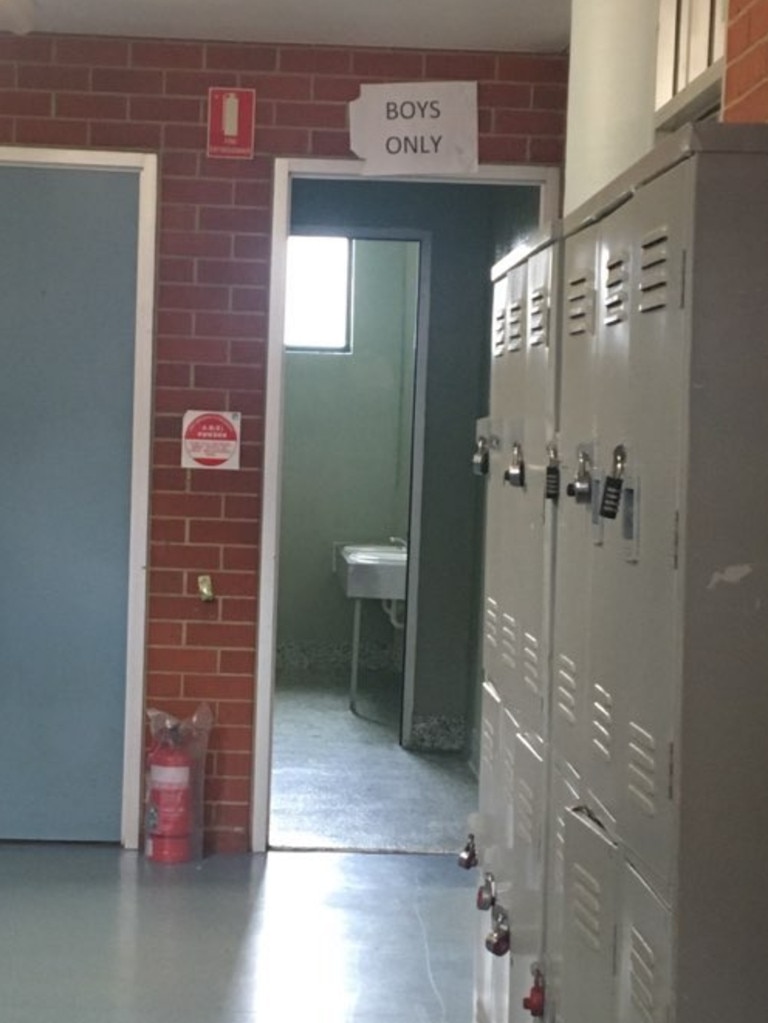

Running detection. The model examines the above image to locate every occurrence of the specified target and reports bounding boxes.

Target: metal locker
[560,807,620,1023]
[477,679,504,858]
[616,863,671,1023]
[477,416,504,694]
[551,222,599,778]
[490,272,510,419]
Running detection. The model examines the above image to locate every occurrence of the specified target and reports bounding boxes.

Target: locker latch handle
[566,449,592,502]
[504,442,525,488]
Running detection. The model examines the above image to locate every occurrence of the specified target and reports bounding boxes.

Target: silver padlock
[503,442,525,488]
[458,833,478,870]
[485,903,511,957]
[476,871,496,911]
[472,437,490,477]
[566,448,592,502]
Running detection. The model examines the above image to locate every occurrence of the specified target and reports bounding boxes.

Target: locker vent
[507,299,524,351]
[523,632,542,698]
[591,683,614,762]
[484,596,499,654]
[627,722,659,817]
[570,862,603,952]
[629,926,657,1023]
[638,227,670,314]
[501,613,519,674]
[604,253,629,326]
[492,304,506,356]
[566,272,595,337]
[502,730,516,845]
[515,776,535,845]
[480,714,496,804]
[556,654,577,725]
[528,288,548,347]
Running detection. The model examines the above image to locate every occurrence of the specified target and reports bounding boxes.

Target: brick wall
[0,32,568,853]
[725,0,768,119]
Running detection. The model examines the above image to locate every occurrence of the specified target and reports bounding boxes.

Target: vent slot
[528,287,549,347]
[523,632,542,698]
[604,252,629,326]
[627,722,659,818]
[515,776,536,845]
[567,271,596,337]
[629,926,657,1023]
[507,299,524,351]
[570,862,603,951]
[556,653,577,725]
[639,227,670,314]
[501,613,518,674]
[591,683,614,763]
[484,596,499,652]
[492,306,506,356]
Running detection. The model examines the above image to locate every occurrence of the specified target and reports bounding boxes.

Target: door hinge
[672,510,680,570]
[680,249,687,309]
[668,741,675,801]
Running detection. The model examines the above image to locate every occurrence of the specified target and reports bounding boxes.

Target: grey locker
[616,863,671,1023]
[478,416,504,693]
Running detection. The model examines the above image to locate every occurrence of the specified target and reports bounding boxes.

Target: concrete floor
[269,670,478,852]
[0,844,476,1023]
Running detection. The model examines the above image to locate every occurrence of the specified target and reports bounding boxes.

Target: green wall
[277,240,418,667]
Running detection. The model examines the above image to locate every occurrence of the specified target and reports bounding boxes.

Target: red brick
[494,108,565,135]
[313,77,363,103]
[156,310,194,336]
[56,93,128,120]
[154,388,227,415]
[221,598,258,622]
[352,49,424,78]
[16,119,88,146]
[478,134,529,163]
[206,830,249,854]
[164,123,207,149]
[478,82,532,109]
[230,340,265,365]
[497,54,569,84]
[151,516,187,542]
[192,472,261,498]
[240,73,312,100]
[146,673,184,699]
[157,336,229,363]
[529,136,565,164]
[199,154,272,180]
[152,542,222,571]
[725,41,768,103]
[160,283,230,311]
[222,544,261,570]
[93,67,164,94]
[18,65,90,90]
[160,203,197,232]
[152,467,187,491]
[219,649,256,674]
[725,77,768,119]
[210,802,251,827]
[0,117,14,142]
[153,493,223,518]
[208,726,253,753]
[189,520,257,545]
[194,364,263,390]
[152,440,181,472]
[194,572,256,597]
[149,570,185,595]
[147,647,219,673]
[165,69,238,96]
[162,230,232,258]
[197,259,266,286]
[234,235,270,260]
[130,95,202,123]
[0,91,51,116]
[232,287,266,313]
[0,66,14,89]
[155,363,192,388]
[205,44,277,72]
[197,206,269,233]
[255,125,311,154]
[208,775,252,800]
[215,750,253,776]
[55,37,129,66]
[0,36,53,62]
[132,40,204,69]
[424,52,497,80]
[89,121,163,149]
[228,390,266,416]
[279,47,351,74]
[162,151,199,175]
[532,83,568,110]
[224,496,260,520]
[185,676,254,702]
[312,130,353,157]
[148,621,184,646]
[150,595,220,621]
[274,100,347,129]
[195,311,265,338]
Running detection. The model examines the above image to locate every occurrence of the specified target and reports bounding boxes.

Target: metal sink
[338,543,407,600]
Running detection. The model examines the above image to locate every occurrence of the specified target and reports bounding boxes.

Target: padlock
[458,833,478,870]
[545,443,560,500]
[484,904,511,957]
[504,442,525,488]
[472,437,490,477]
[476,872,496,911]
[599,443,627,519]
[565,449,592,502]
[523,966,546,1018]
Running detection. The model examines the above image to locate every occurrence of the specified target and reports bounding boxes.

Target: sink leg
[350,598,362,713]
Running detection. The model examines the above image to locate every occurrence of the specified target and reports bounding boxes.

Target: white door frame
[0,146,158,849]
[252,158,560,852]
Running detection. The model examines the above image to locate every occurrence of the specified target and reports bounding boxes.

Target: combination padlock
[599,443,627,520]
[545,443,560,500]
[458,833,478,870]
[472,437,490,477]
[476,871,496,911]
[565,449,592,503]
[504,442,525,488]
[523,967,546,1018]
[484,904,511,957]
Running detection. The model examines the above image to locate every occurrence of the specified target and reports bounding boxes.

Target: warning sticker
[181,411,241,470]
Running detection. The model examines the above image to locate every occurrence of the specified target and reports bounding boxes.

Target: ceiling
[0,0,571,54]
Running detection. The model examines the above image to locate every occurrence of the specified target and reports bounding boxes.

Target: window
[283,235,351,351]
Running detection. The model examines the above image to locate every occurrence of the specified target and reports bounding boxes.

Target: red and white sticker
[207,88,256,159]
[182,411,241,470]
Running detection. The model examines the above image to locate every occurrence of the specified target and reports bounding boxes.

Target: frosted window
[284,235,350,350]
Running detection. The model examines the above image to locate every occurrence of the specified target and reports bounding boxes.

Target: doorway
[254,161,560,853]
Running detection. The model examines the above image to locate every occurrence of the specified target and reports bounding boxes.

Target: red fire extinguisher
[145,727,194,864]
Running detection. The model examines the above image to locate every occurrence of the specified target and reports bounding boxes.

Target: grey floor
[0,843,476,1023]
[269,668,478,852]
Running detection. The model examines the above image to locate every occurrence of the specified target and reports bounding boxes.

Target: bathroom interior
[268,177,541,852]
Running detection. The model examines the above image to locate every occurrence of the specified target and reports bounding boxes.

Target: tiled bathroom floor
[0,844,476,1023]
[269,669,478,852]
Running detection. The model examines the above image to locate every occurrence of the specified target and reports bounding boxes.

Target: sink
[338,543,407,600]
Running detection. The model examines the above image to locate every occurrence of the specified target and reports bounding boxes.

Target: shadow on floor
[269,669,477,853]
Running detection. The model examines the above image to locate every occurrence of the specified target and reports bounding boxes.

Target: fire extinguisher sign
[207,88,256,159]
[182,410,241,470]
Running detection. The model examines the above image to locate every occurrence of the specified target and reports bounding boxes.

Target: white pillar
[564,0,658,214]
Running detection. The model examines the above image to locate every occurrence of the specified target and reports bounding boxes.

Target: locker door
[544,762,581,1023]
[619,161,690,896]
[585,198,635,825]
[552,224,599,777]
[561,808,620,1023]
[477,680,504,856]
[508,734,547,1023]
[479,416,504,692]
[616,864,672,1023]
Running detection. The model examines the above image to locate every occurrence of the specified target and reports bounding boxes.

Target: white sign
[181,410,241,470]
[349,81,478,176]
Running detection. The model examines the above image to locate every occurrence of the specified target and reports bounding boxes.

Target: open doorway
[255,162,560,853]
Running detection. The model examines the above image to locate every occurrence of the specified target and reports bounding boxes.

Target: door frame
[0,146,158,849]
[252,158,560,852]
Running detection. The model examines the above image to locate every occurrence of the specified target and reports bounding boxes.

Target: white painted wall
[564,0,658,213]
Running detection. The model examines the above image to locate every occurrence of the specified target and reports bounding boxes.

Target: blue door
[0,165,140,841]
